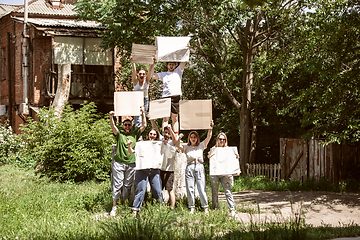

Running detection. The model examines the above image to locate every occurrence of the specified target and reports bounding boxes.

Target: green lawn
[1,164,359,240]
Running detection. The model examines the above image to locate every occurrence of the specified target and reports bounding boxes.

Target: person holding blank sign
[176,120,214,215]
[131,54,155,129]
[109,106,146,217]
[208,133,239,219]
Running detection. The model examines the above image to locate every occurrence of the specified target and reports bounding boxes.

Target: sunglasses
[123,123,132,127]
[218,138,226,141]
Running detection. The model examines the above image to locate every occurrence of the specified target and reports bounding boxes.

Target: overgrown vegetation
[1,165,360,240]
[4,102,115,182]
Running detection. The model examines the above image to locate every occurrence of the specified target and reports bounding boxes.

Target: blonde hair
[187,131,200,146]
[215,132,228,147]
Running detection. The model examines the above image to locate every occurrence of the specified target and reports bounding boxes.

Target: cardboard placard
[131,43,156,64]
[148,98,171,120]
[156,36,191,62]
[209,147,241,176]
[135,141,175,170]
[179,99,212,130]
[114,91,143,116]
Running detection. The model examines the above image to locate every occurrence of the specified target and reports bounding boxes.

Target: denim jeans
[132,168,162,211]
[112,161,136,201]
[134,96,149,129]
[210,175,235,211]
[185,162,208,208]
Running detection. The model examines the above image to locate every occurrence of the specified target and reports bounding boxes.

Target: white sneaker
[109,206,117,216]
[189,208,195,215]
[230,210,236,218]
[204,208,209,215]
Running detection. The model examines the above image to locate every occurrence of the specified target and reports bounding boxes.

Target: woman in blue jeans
[208,132,239,218]
[127,128,162,217]
[176,120,213,215]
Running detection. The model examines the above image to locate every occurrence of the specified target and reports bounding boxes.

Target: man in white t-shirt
[151,61,186,135]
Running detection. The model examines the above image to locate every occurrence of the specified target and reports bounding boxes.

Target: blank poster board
[209,147,241,176]
[179,99,212,130]
[114,91,143,116]
[156,36,191,62]
[148,98,171,120]
[131,43,156,64]
[135,141,163,170]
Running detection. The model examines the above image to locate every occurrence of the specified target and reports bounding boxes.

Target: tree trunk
[53,63,71,117]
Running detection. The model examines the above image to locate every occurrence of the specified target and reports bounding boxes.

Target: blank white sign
[209,147,241,176]
[114,91,144,116]
[179,99,212,130]
[148,98,171,120]
[156,36,191,62]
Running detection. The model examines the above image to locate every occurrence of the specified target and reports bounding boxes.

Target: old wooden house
[0,0,119,133]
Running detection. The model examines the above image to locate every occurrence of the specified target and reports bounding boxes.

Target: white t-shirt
[183,141,206,163]
[133,81,149,97]
[157,65,183,97]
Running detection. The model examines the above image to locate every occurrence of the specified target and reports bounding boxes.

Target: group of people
[108,51,239,218]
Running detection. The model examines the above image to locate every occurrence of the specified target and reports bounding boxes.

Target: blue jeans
[185,162,208,208]
[134,96,149,129]
[132,168,162,211]
[112,161,136,201]
[210,175,235,211]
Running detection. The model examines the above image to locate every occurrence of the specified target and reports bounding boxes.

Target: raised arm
[146,56,156,84]
[203,120,214,148]
[131,54,138,86]
[180,62,186,71]
[175,133,184,151]
[139,106,147,133]
[109,111,118,136]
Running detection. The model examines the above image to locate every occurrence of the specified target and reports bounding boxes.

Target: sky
[0,0,31,5]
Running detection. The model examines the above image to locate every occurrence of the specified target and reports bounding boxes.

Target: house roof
[14,0,77,17]
[0,4,18,18]
[13,17,103,29]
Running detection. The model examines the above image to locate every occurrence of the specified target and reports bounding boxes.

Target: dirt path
[220,190,360,227]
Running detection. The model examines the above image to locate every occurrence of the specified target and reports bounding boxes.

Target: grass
[1,164,360,240]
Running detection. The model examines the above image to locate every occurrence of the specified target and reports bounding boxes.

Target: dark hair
[137,67,146,73]
[187,131,200,146]
[147,128,160,140]
[122,119,132,124]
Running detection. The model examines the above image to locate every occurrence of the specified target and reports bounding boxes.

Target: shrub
[0,121,35,168]
[20,102,115,182]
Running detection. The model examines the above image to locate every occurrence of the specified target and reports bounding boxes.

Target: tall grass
[1,164,360,240]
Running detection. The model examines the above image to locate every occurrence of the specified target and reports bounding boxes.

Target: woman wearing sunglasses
[208,132,238,218]
[128,128,175,217]
[176,120,214,215]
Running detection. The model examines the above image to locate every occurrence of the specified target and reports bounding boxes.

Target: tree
[75,0,308,170]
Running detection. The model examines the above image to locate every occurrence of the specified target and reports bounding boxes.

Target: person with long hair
[128,128,164,217]
[176,121,213,215]
[131,54,155,129]
[208,132,239,218]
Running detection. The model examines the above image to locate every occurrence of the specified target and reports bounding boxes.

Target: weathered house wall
[0,0,116,133]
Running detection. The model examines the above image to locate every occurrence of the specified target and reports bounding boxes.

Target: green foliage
[2,165,360,240]
[0,121,35,168]
[19,102,115,182]
[232,176,339,192]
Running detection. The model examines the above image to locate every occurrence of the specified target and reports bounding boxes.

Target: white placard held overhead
[135,141,175,170]
[148,98,171,120]
[114,91,144,116]
[156,36,191,62]
[131,43,157,64]
[209,147,241,176]
[179,99,212,130]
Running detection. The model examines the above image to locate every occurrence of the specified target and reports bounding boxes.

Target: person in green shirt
[109,106,146,216]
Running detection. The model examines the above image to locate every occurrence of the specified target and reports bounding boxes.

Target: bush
[0,121,35,168]
[20,102,115,182]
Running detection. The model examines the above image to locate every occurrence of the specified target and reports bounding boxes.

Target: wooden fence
[246,163,282,183]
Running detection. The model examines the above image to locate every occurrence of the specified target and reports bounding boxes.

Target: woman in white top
[176,120,213,215]
[208,132,238,218]
[131,55,154,129]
